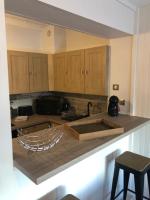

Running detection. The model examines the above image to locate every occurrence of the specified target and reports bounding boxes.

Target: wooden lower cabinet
[8,51,49,94]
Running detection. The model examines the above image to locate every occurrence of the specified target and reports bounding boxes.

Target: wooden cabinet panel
[53,47,109,95]
[54,53,67,92]
[7,52,13,94]
[84,46,108,95]
[66,50,85,93]
[8,51,49,94]
[29,53,49,92]
[8,51,30,94]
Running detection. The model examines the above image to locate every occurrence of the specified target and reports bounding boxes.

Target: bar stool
[60,194,80,200]
[110,151,150,200]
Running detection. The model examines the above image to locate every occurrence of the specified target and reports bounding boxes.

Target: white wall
[6,14,68,54]
[6,15,109,53]
[39,0,136,34]
[131,5,150,117]
[0,1,17,199]
[66,29,109,51]
[54,26,66,53]
[109,36,133,114]
[6,14,55,53]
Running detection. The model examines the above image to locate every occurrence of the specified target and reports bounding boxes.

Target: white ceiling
[128,0,150,7]
[5,0,131,38]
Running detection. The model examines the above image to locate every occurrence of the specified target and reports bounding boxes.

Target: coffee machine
[108,95,119,116]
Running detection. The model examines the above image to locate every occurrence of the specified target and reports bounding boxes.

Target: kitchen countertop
[11,114,67,130]
[12,113,149,184]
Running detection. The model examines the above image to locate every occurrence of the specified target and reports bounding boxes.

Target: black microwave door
[35,98,61,115]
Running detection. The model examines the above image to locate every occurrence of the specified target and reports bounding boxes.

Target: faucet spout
[87,102,92,116]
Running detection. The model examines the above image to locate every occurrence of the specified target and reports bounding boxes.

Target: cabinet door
[29,53,49,92]
[54,53,67,92]
[66,50,85,93]
[85,46,108,95]
[8,51,30,94]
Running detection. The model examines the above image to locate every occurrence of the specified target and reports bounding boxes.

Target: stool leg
[134,174,144,200]
[110,165,120,200]
[147,170,150,197]
[123,171,130,200]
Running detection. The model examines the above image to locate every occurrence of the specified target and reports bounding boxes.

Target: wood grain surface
[67,118,124,140]
[8,51,30,94]
[13,113,149,184]
[12,114,67,131]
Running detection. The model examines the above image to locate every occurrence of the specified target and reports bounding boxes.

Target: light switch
[113,84,119,90]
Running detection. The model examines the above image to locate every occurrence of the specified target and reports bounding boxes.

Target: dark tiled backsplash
[10,92,108,116]
[10,91,52,101]
[10,91,52,111]
[53,91,108,114]
[66,96,107,114]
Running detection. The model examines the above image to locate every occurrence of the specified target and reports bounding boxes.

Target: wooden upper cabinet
[53,46,109,95]
[29,53,49,92]
[66,50,85,93]
[54,53,67,92]
[84,46,108,95]
[8,51,30,94]
[8,51,49,94]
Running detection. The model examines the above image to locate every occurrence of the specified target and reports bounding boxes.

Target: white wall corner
[130,8,140,116]
[116,0,137,12]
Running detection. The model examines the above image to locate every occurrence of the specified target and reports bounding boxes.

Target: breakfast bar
[12,113,149,185]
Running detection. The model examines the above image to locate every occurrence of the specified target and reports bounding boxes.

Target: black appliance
[10,106,18,118]
[108,95,119,117]
[18,105,33,116]
[35,97,70,115]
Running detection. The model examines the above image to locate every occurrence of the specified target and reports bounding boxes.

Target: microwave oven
[35,96,70,115]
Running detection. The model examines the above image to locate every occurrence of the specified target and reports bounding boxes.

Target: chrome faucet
[87,102,92,116]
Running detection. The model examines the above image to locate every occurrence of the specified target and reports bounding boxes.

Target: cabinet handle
[81,69,84,75]
[29,71,32,76]
[85,70,88,75]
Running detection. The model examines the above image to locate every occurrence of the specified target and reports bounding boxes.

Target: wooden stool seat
[60,194,80,200]
[110,151,150,200]
[116,151,150,173]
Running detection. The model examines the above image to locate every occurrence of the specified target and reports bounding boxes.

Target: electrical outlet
[113,84,119,90]
[119,99,125,106]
